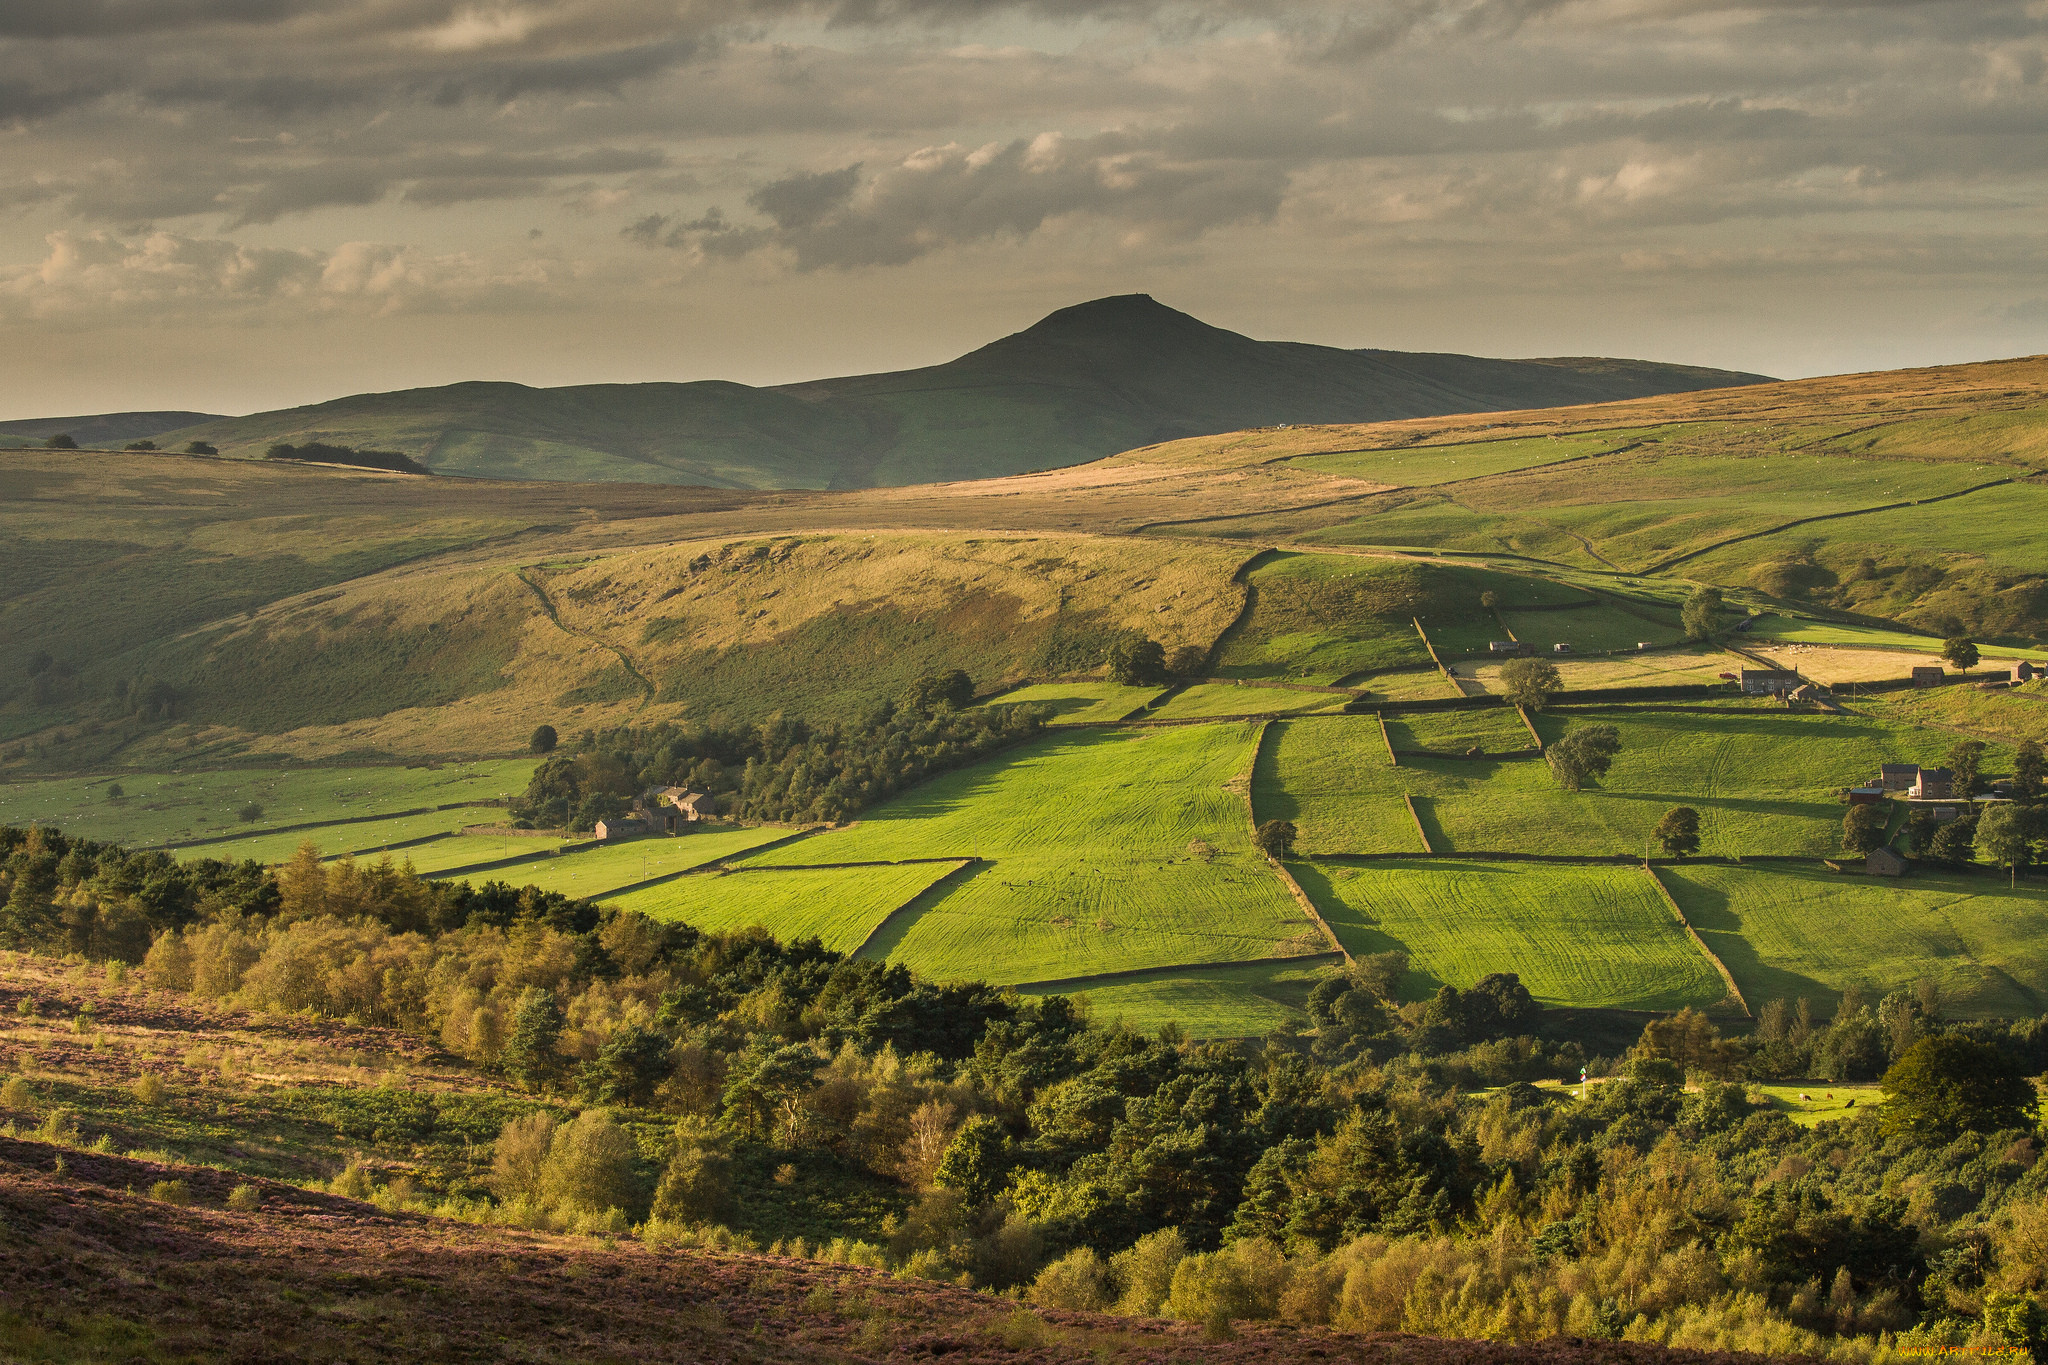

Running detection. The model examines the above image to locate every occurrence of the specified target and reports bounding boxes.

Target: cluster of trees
[513,684,1048,829]
[264,442,431,475]
[1,820,2044,1355]
[1105,637,1206,687]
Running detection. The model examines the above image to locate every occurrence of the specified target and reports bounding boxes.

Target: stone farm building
[1739,668,1801,696]
[1911,666,1946,687]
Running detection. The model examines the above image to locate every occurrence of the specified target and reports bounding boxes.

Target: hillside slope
[0,410,224,448]
[153,296,1770,489]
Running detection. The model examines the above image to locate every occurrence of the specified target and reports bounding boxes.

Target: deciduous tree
[1253,819,1297,859]
[1500,657,1561,712]
[1654,806,1701,857]
[1881,1035,2038,1141]
[1547,724,1621,791]
[1943,637,1980,672]
[1841,804,1889,856]
[1682,586,1724,641]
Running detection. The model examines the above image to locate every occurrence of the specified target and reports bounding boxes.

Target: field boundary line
[529,830,823,900]
[1310,850,1832,867]
[1640,863,1751,1019]
[1412,618,1468,697]
[1241,721,1351,961]
[850,858,985,960]
[1515,705,1545,753]
[1014,950,1344,994]
[318,830,457,862]
[1379,713,1398,767]
[148,799,506,851]
[1402,794,1434,854]
[1640,476,2023,575]
[420,837,606,878]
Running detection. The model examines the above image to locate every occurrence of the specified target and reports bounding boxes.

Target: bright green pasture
[1806,404,2048,466]
[449,827,787,896]
[1145,684,1346,720]
[1282,429,1659,486]
[1744,614,2048,659]
[988,680,1164,723]
[1016,959,1332,1038]
[1257,710,1983,858]
[1294,859,1724,1010]
[1866,689,2048,746]
[408,835,578,874]
[744,724,1318,983]
[0,759,535,848]
[1658,863,2048,1018]
[613,862,958,953]
[1383,709,1533,754]
[179,810,472,865]
[1753,1083,1883,1127]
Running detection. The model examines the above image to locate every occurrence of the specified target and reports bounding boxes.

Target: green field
[1144,683,1347,720]
[1753,1082,1884,1127]
[988,680,1165,723]
[1382,709,1533,754]
[1659,863,2048,1018]
[1282,428,1668,486]
[742,724,1320,983]
[0,759,535,848]
[613,862,961,953]
[1497,600,1687,655]
[1015,958,1334,1038]
[178,810,477,865]
[1257,709,1983,859]
[446,827,788,896]
[1294,858,1726,1010]
[1742,614,2048,659]
[406,834,581,874]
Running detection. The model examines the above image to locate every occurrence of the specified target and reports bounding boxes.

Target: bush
[491,1111,558,1203]
[330,1159,377,1200]
[650,1128,732,1226]
[227,1183,261,1212]
[1111,1228,1187,1316]
[183,441,217,455]
[1162,1237,1291,1324]
[236,803,263,824]
[44,433,77,450]
[530,724,558,754]
[132,1074,167,1106]
[1029,1247,1116,1311]
[150,1179,193,1206]
[0,1077,31,1110]
[124,440,157,451]
[37,1107,79,1144]
[538,1109,640,1217]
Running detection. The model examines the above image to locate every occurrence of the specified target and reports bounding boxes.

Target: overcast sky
[4,0,2048,417]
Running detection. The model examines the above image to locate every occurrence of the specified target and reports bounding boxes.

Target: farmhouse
[1911,665,1946,687]
[634,786,718,833]
[1739,668,1800,695]
[1910,767,1954,800]
[1878,763,1919,791]
[1867,847,1906,877]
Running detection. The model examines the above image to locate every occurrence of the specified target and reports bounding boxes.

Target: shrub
[131,1074,167,1106]
[0,1077,31,1110]
[37,1107,79,1145]
[183,441,217,455]
[538,1109,640,1217]
[490,1111,558,1203]
[150,1179,193,1206]
[1162,1237,1291,1324]
[227,1183,261,1212]
[44,433,77,450]
[1110,1227,1187,1316]
[1029,1247,1116,1312]
[124,440,157,451]
[651,1129,733,1226]
[330,1158,378,1200]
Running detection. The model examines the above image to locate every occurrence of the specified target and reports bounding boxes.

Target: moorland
[5,343,2048,1360]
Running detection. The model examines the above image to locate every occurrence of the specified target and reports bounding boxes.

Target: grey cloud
[639,134,1285,268]
[0,0,311,39]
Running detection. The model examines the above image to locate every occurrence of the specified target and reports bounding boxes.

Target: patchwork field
[1014,958,1332,1038]
[1459,647,1742,694]
[1659,863,2048,1017]
[741,724,1320,984]
[179,810,481,865]
[438,827,788,895]
[1294,859,1726,1010]
[0,760,535,848]
[1281,427,1675,486]
[614,862,963,953]
[1144,683,1347,720]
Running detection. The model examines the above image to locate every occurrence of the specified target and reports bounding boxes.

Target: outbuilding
[1866,847,1906,877]
[1911,665,1946,687]
[1739,668,1800,695]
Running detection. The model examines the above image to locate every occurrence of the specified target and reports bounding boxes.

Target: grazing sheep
[1799,1093,1812,1101]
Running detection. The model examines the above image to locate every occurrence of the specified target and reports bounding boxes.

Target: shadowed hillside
[0,411,224,448]
[151,296,1770,489]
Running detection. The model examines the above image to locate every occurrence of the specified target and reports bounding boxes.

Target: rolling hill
[0,410,224,448]
[148,295,1771,489]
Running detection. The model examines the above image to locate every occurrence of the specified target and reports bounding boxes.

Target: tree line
[2,819,2045,1357]
[514,680,1048,829]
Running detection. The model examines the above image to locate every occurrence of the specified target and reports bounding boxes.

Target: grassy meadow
[441,827,786,895]
[1281,427,1675,486]
[741,724,1320,984]
[1014,958,1332,1038]
[0,759,535,848]
[1660,863,2048,1018]
[990,680,1164,722]
[614,862,964,953]
[1294,858,1726,1011]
